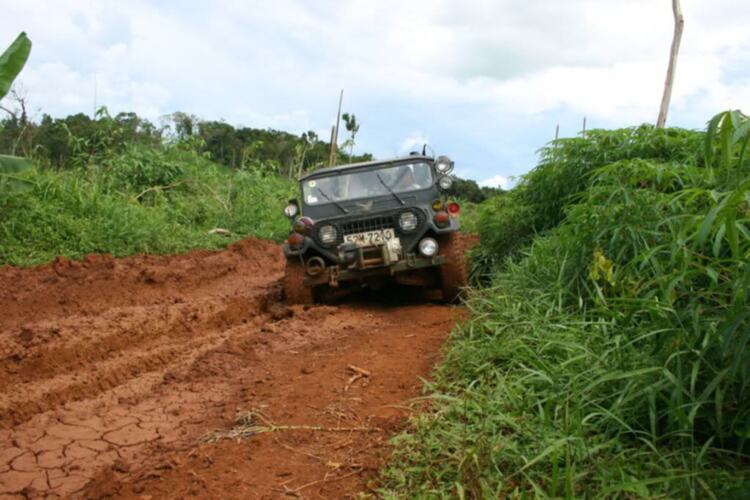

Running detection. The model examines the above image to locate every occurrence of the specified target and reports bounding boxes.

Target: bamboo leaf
[0,32,32,100]
[719,114,735,170]
[705,112,725,167]
[731,118,750,144]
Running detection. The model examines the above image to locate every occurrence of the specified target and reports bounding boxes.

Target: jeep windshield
[302,162,433,206]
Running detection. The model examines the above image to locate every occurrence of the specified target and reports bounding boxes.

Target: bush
[381,111,750,498]
[471,125,706,276]
[0,146,295,266]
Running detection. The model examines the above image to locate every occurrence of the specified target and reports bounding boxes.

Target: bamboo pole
[329,89,344,165]
[657,0,684,128]
[328,125,336,166]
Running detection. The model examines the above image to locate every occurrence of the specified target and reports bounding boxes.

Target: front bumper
[303,254,444,287]
[283,216,460,260]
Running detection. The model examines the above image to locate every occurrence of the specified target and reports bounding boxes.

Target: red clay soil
[0,238,465,499]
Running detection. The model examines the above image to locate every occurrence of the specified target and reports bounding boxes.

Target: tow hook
[406,253,417,268]
[329,266,340,287]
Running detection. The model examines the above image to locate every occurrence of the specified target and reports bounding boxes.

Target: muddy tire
[437,232,472,302]
[284,258,315,305]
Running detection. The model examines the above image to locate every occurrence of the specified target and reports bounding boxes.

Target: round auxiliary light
[434,211,450,228]
[431,199,444,211]
[398,211,419,232]
[284,202,299,218]
[418,237,439,257]
[438,176,453,190]
[293,216,314,234]
[287,232,304,247]
[317,224,338,246]
[435,156,454,174]
[447,202,461,215]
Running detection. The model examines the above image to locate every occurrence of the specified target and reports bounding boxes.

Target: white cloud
[399,132,430,154]
[479,174,514,190]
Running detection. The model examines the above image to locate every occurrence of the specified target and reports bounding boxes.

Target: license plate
[344,228,396,246]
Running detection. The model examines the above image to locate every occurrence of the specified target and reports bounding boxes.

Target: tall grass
[381,111,750,498]
[472,125,705,278]
[0,144,294,266]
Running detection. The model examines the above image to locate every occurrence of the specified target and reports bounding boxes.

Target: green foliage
[0,32,33,190]
[471,125,705,278]
[451,177,502,204]
[0,145,295,266]
[0,108,373,177]
[381,111,750,498]
[0,32,31,100]
[0,153,33,193]
[107,145,184,193]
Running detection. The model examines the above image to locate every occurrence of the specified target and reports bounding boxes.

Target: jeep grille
[341,216,394,236]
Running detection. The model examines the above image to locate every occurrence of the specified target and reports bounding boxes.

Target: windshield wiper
[317,188,349,214]
[376,173,405,205]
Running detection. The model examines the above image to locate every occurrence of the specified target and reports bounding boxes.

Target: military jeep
[282,154,469,304]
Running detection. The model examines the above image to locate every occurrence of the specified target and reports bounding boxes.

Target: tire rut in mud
[0,239,464,499]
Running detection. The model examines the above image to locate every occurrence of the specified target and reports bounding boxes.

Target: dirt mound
[0,238,280,331]
[0,238,464,498]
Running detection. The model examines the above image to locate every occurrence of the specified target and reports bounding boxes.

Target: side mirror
[284,199,299,219]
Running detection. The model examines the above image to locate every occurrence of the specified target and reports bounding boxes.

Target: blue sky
[1,0,749,187]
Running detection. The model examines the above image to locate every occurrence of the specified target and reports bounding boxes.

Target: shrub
[0,146,295,266]
[472,125,706,275]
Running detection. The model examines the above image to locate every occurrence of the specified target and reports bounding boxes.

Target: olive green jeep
[282,154,470,303]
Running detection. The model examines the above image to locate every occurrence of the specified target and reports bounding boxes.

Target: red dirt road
[0,239,464,498]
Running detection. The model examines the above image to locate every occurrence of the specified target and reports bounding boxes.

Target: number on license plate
[344,228,396,246]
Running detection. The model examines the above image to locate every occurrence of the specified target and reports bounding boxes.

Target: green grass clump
[381,111,750,498]
[0,145,295,266]
[472,125,705,278]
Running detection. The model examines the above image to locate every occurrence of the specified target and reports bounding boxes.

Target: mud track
[0,238,464,498]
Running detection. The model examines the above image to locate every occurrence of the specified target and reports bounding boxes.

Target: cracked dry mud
[0,238,464,498]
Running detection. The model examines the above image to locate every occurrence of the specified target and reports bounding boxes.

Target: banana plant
[0,32,33,187]
[0,32,31,100]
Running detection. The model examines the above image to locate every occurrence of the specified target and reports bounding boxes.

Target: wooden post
[329,89,344,165]
[657,0,684,128]
[328,125,336,166]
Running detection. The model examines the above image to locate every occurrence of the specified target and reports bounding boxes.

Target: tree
[656,0,684,128]
[341,112,360,156]
[0,87,32,156]
[167,112,200,139]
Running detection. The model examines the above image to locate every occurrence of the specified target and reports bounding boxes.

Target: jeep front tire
[438,233,471,302]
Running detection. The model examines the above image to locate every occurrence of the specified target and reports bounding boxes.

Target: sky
[1,0,749,188]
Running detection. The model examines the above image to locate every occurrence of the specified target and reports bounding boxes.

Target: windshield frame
[300,161,434,207]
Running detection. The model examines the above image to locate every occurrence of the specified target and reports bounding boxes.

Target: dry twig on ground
[201,409,380,443]
[344,365,371,391]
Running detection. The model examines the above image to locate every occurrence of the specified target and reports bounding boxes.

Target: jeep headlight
[438,176,453,190]
[317,224,338,245]
[435,156,454,174]
[419,237,439,257]
[398,211,419,232]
